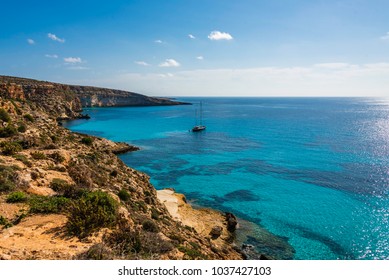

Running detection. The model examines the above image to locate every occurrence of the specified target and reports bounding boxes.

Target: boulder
[225,212,238,232]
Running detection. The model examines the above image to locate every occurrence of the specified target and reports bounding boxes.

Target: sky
[1,0,389,97]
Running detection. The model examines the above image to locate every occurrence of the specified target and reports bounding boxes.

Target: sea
[63,97,389,260]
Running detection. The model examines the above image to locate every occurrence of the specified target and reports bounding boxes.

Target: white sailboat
[192,101,206,132]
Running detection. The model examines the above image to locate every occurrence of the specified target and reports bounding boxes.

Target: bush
[23,114,34,122]
[81,137,93,146]
[0,215,12,228]
[0,108,11,122]
[49,152,65,163]
[177,245,206,260]
[6,191,28,203]
[68,163,93,188]
[104,221,142,255]
[28,195,70,214]
[17,123,27,133]
[31,151,46,160]
[118,189,131,202]
[0,164,19,193]
[0,125,17,138]
[66,191,118,239]
[1,141,22,155]
[142,219,159,233]
[76,243,113,260]
[151,208,160,220]
[12,154,32,167]
[50,178,86,199]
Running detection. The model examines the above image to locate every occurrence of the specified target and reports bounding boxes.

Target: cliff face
[0,76,241,260]
[72,86,189,107]
[0,76,190,117]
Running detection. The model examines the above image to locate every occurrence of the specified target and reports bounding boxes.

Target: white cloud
[188,34,196,39]
[48,33,65,43]
[27,38,35,45]
[45,54,58,59]
[64,57,82,64]
[208,30,233,41]
[196,56,204,60]
[158,59,180,67]
[135,61,150,66]
[154,39,164,44]
[381,32,389,40]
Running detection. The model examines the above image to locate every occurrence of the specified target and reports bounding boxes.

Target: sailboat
[192,101,206,132]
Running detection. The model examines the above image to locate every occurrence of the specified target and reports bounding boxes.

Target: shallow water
[64,97,389,259]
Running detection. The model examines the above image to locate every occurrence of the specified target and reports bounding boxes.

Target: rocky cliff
[0,76,189,119]
[0,76,243,260]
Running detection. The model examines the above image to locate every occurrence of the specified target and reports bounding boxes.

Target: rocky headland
[0,76,190,120]
[0,76,242,260]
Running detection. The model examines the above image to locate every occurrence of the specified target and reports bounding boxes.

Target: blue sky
[1,0,389,96]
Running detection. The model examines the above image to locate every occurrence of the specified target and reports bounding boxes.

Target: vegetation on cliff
[0,76,241,260]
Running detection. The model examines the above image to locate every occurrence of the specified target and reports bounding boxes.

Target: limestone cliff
[0,76,189,119]
[0,76,242,260]
[72,85,190,107]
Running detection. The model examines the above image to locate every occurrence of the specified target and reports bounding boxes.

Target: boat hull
[192,125,206,132]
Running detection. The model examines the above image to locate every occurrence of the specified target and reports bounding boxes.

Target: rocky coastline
[0,75,244,260]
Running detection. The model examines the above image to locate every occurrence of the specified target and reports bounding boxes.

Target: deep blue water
[64,97,389,259]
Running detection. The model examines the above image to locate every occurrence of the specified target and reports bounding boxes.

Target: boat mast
[199,101,203,126]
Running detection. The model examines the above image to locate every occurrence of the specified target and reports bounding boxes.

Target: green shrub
[104,221,142,255]
[1,141,22,155]
[31,151,46,160]
[50,178,86,199]
[0,164,19,193]
[28,195,70,214]
[0,215,12,228]
[6,191,28,203]
[142,219,159,233]
[151,208,160,220]
[177,245,205,260]
[118,189,131,202]
[81,137,93,146]
[49,152,65,163]
[23,114,34,122]
[0,125,17,138]
[66,191,118,239]
[0,108,11,122]
[13,154,32,167]
[77,243,113,260]
[17,123,27,133]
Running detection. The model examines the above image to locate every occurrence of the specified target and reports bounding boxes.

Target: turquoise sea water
[64,97,389,260]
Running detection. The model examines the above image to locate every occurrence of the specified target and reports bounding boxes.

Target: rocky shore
[0,76,243,260]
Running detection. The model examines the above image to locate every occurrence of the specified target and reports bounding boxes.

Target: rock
[210,226,223,238]
[0,254,12,260]
[225,212,238,232]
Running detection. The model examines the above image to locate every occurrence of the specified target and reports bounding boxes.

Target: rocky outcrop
[0,76,190,117]
[71,85,190,107]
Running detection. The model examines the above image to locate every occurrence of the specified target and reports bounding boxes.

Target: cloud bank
[99,62,389,97]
